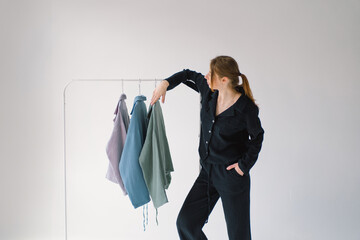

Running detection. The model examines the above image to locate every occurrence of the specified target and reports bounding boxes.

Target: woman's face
[205,69,221,90]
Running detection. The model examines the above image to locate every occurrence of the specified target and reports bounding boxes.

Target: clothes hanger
[121,79,124,94]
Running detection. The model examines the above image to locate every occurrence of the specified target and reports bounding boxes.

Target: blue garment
[119,95,150,209]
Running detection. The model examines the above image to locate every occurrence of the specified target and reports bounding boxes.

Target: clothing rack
[63,79,201,240]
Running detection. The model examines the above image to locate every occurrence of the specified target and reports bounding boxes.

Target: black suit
[165,69,265,240]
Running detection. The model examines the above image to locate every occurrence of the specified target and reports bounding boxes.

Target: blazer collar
[130,95,147,115]
[114,93,127,115]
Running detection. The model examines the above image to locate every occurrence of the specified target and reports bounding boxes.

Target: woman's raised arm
[150,69,210,105]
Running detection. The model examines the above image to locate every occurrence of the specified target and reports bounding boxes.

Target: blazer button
[206,141,208,144]
[209,130,211,133]
[212,120,215,123]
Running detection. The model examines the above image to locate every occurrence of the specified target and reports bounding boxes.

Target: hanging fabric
[105,93,130,195]
[119,95,151,206]
[105,80,174,231]
[139,99,174,225]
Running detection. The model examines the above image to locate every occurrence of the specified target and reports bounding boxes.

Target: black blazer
[165,69,264,176]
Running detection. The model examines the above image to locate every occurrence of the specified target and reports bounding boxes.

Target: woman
[150,55,264,240]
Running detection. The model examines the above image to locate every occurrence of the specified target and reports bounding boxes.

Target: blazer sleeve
[237,103,265,176]
[164,69,210,98]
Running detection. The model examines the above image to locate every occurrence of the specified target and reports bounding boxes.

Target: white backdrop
[1,0,359,239]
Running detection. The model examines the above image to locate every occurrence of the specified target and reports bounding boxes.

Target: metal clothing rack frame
[63,79,201,240]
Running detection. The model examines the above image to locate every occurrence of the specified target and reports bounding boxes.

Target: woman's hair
[209,55,257,106]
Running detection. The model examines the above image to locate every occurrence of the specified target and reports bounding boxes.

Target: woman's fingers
[150,83,167,105]
[151,92,161,105]
[151,91,157,105]
[151,89,158,105]
[235,165,244,176]
[226,163,236,170]
[226,163,244,176]
[151,96,156,106]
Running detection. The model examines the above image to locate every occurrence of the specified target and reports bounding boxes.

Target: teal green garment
[139,100,174,209]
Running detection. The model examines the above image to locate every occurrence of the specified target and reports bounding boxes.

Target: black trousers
[176,161,251,240]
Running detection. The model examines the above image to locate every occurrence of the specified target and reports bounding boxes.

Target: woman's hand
[226,163,244,176]
[150,80,169,106]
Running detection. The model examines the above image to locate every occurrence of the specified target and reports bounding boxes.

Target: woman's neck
[217,87,241,105]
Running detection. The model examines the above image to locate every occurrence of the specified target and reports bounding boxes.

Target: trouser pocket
[227,168,244,180]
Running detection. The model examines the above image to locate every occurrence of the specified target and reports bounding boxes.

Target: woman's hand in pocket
[226,163,244,176]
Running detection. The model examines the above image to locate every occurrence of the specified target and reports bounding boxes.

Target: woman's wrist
[162,80,170,87]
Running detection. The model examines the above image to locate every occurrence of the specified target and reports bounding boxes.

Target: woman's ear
[221,76,229,84]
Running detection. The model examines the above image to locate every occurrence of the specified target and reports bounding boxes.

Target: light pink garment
[105,93,130,195]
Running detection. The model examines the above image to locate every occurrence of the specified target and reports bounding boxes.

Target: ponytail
[237,73,258,108]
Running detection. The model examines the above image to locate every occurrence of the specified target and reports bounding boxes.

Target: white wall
[1,0,359,239]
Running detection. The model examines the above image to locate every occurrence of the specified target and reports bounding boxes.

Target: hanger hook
[139,79,141,95]
[122,79,124,93]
